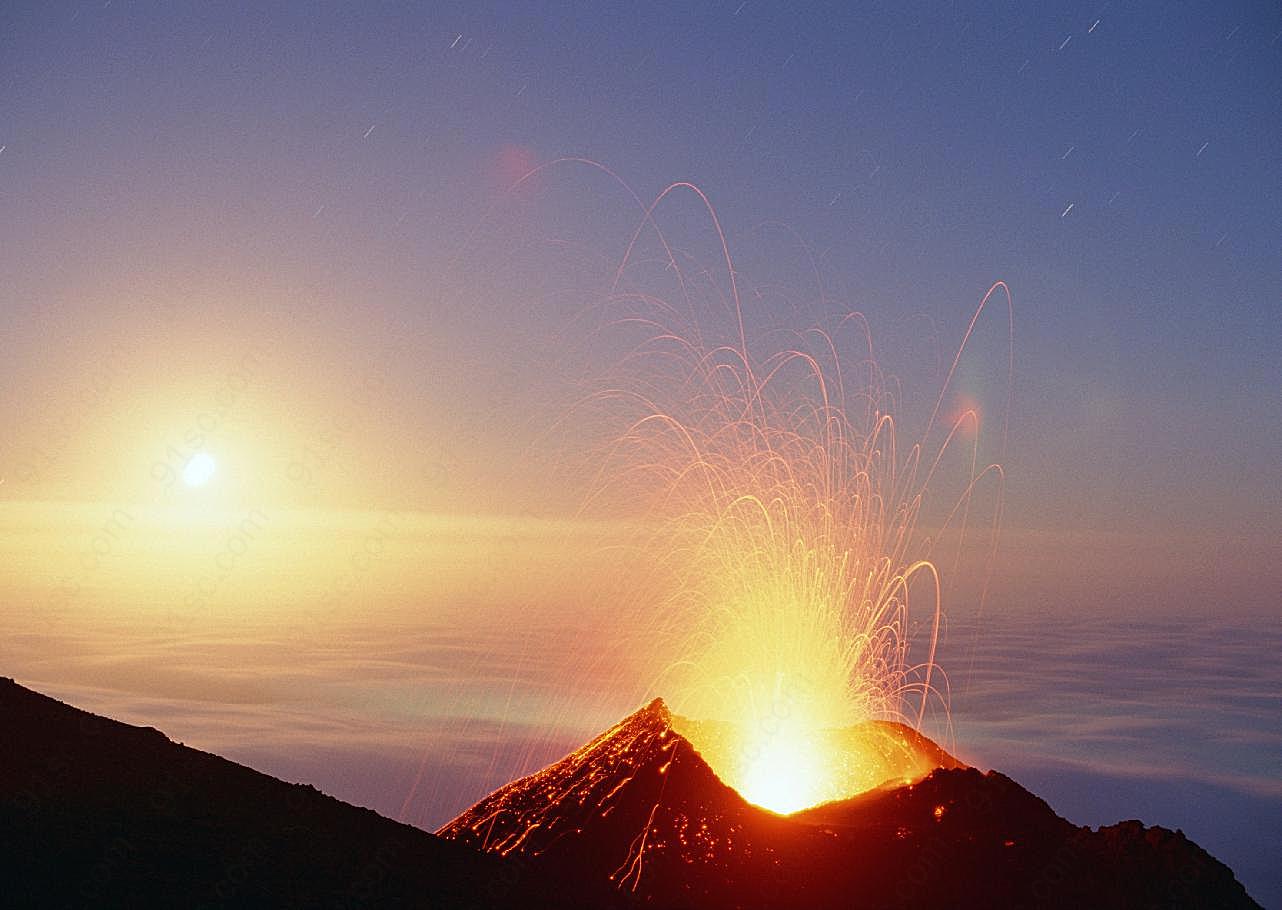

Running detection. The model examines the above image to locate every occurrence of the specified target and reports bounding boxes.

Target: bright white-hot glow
[181,452,217,487]
[739,728,826,814]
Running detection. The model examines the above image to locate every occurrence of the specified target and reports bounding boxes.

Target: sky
[1,1,1280,904]
[3,1,1280,541]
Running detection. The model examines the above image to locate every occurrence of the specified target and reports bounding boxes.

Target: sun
[181,452,217,487]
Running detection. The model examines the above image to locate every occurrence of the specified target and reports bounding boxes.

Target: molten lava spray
[579,182,1011,814]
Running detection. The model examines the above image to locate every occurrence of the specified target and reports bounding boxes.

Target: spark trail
[568,178,1012,813]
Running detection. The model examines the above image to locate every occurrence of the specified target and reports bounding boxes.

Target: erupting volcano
[438,182,1260,907]
[438,697,962,861]
[4,2,1274,904]
[541,183,1014,821]
[3,677,1259,908]
[438,698,1257,908]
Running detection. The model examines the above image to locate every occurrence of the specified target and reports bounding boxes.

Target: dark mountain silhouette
[0,677,625,909]
[440,698,1262,909]
[2,678,1260,908]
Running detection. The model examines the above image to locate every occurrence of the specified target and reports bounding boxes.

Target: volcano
[439,698,1260,909]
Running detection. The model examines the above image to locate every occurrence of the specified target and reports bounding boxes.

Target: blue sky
[3,1,1279,544]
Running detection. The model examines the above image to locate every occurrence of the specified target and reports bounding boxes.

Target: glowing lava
[739,731,827,814]
[439,697,962,881]
[671,713,961,814]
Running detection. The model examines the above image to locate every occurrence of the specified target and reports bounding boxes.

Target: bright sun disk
[182,452,217,487]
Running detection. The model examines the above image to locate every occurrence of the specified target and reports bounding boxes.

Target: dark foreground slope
[440,699,1261,910]
[0,677,624,910]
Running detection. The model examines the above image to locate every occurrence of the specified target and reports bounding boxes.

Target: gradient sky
[4,1,1280,542]
[2,1,1280,903]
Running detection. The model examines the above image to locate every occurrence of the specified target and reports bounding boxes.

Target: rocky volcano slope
[439,698,1261,909]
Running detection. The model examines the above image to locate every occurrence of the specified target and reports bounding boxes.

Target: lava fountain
[577,182,1011,814]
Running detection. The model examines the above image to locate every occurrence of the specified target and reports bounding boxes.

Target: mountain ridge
[1,679,1261,909]
[0,676,623,909]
